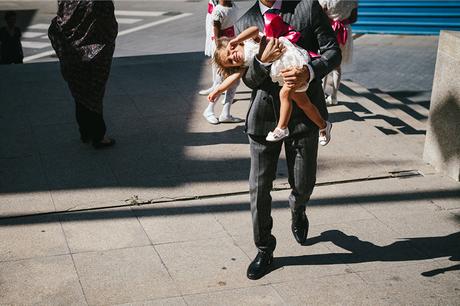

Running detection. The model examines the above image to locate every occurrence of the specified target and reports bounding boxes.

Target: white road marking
[22,31,45,38]
[118,12,192,36]
[28,23,50,30]
[23,12,192,63]
[21,41,51,49]
[23,50,56,62]
[115,10,166,17]
[41,35,50,39]
[116,17,142,25]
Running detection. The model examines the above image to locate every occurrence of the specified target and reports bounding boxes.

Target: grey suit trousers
[249,131,318,253]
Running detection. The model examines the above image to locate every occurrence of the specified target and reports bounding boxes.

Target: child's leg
[290,91,326,129]
[277,85,294,129]
[219,79,244,122]
[331,66,341,100]
[322,72,329,94]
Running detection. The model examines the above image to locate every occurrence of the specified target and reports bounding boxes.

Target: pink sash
[207,2,214,14]
[263,12,320,59]
[330,18,350,46]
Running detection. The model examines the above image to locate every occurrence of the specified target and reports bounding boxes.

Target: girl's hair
[212,37,242,79]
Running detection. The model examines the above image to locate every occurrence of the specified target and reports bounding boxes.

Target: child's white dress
[205,3,239,57]
[244,37,311,92]
[318,0,358,65]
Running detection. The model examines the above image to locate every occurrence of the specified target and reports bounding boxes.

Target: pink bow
[263,12,301,44]
[207,2,214,14]
[263,12,320,58]
[330,19,348,46]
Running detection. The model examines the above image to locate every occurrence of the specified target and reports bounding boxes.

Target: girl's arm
[208,69,245,102]
[230,26,260,47]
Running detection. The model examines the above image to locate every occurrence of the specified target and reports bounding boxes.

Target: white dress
[204,3,239,57]
[318,0,358,65]
[244,37,311,92]
[204,0,216,57]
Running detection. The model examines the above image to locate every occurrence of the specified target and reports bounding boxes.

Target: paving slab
[116,296,187,306]
[183,285,285,306]
[72,246,178,305]
[0,214,68,262]
[0,255,86,305]
[60,207,151,253]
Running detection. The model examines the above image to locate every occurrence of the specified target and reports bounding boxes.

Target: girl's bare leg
[277,85,294,129]
[290,91,326,130]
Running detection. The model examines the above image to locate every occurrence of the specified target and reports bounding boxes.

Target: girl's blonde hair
[212,37,242,79]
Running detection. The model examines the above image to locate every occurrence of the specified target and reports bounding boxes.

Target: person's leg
[248,135,282,253]
[75,101,106,143]
[322,72,329,94]
[276,85,294,129]
[203,101,218,124]
[291,91,326,130]
[199,61,220,95]
[75,102,91,142]
[219,78,243,122]
[284,132,318,243]
[329,66,341,105]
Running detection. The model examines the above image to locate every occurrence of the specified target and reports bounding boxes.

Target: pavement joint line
[0,171,423,222]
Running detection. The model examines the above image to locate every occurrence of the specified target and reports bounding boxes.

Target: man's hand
[257,36,285,63]
[281,66,310,89]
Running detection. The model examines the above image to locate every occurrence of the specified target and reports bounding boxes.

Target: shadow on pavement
[275,230,460,277]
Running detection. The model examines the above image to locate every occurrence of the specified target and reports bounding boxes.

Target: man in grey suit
[234,0,341,279]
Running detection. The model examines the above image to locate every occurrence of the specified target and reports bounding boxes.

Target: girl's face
[220,43,244,68]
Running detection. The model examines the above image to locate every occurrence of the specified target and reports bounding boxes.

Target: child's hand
[229,38,239,49]
[208,91,220,102]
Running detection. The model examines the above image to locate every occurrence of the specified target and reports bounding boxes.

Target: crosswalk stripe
[118,12,192,36]
[21,41,51,49]
[116,18,142,25]
[28,24,50,30]
[115,10,165,17]
[22,31,45,38]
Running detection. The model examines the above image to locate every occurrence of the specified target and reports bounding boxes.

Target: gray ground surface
[0,1,459,305]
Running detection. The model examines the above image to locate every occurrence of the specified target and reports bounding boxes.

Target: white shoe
[203,111,219,124]
[266,127,289,142]
[326,95,338,106]
[319,121,332,146]
[218,115,244,123]
[198,87,214,96]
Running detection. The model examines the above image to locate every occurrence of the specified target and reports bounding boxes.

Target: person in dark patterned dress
[0,11,24,64]
[48,0,118,148]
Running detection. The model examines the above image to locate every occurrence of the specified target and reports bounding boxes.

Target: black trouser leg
[75,102,106,143]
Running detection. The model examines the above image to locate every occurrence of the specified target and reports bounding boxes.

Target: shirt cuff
[255,55,272,67]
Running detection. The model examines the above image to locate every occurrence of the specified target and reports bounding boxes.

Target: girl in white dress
[201,0,244,124]
[319,0,358,105]
[209,26,332,145]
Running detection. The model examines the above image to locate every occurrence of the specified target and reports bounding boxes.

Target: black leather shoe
[92,138,116,149]
[247,251,273,280]
[291,210,309,244]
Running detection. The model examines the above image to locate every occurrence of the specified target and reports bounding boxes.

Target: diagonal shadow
[273,230,460,277]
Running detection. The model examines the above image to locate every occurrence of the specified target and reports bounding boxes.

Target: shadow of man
[273,230,460,277]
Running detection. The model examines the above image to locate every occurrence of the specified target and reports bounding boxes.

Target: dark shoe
[291,209,309,244]
[92,138,116,149]
[247,251,273,280]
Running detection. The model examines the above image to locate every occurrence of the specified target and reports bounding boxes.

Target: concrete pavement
[0,34,459,304]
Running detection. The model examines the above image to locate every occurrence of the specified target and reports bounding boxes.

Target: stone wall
[423,31,460,181]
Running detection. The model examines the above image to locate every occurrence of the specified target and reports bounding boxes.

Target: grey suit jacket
[235,0,341,137]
